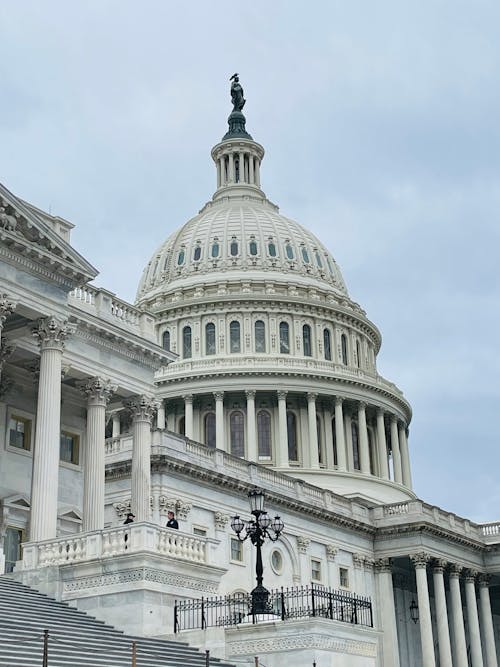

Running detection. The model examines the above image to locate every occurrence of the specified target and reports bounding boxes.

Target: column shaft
[465,574,484,666]
[399,423,412,488]
[246,390,257,462]
[449,570,468,667]
[375,559,400,667]
[345,412,354,470]
[128,397,155,522]
[323,406,334,468]
[156,401,165,430]
[376,409,389,479]
[184,395,193,439]
[334,397,347,471]
[214,392,225,451]
[432,565,453,667]
[479,580,498,667]
[412,555,436,666]
[307,393,319,468]
[390,417,403,483]
[358,402,370,473]
[277,391,289,467]
[249,155,255,184]
[228,153,234,182]
[112,414,121,438]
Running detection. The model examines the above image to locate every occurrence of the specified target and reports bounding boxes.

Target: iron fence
[174,583,373,632]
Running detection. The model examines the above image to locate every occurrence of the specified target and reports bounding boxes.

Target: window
[285,243,294,260]
[230,240,239,257]
[279,322,290,354]
[327,256,336,276]
[231,537,243,562]
[230,321,241,353]
[183,326,192,358]
[255,320,266,353]
[311,559,322,582]
[271,549,283,574]
[287,411,298,461]
[302,324,312,357]
[341,334,348,365]
[301,247,310,263]
[356,339,361,369]
[60,431,80,465]
[268,241,277,257]
[249,240,258,256]
[339,567,350,589]
[230,411,245,457]
[211,241,220,258]
[315,251,323,268]
[193,527,207,537]
[332,417,338,466]
[193,245,201,261]
[177,249,185,265]
[323,329,332,361]
[205,323,216,355]
[235,159,240,182]
[257,410,272,459]
[368,429,376,475]
[178,416,185,436]
[4,527,24,573]
[162,330,170,351]
[316,416,323,465]
[8,415,31,451]
[204,412,216,448]
[352,422,360,471]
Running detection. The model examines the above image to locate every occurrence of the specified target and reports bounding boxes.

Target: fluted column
[478,575,498,667]
[449,564,468,667]
[345,411,354,470]
[376,409,389,479]
[30,317,74,542]
[465,570,484,666]
[374,558,400,667]
[214,391,225,451]
[358,402,370,473]
[390,416,403,483]
[112,413,121,438]
[307,393,320,468]
[126,396,156,522]
[323,403,334,468]
[246,390,257,462]
[399,422,412,488]
[184,394,193,439]
[277,390,289,467]
[80,377,116,532]
[411,553,436,667]
[432,560,453,667]
[334,396,347,471]
[156,400,165,430]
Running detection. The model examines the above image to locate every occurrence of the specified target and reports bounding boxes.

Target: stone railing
[22,523,211,570]
[69,286,157,341]
[479,522,500,542]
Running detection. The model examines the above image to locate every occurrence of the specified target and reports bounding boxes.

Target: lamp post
[231,489,284,615]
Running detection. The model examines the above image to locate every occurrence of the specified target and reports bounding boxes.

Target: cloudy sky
[1,1,499,521]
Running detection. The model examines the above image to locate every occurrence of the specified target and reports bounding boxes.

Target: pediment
[59,508,82,521]
[2,494,31,509]
[0,181,98,288]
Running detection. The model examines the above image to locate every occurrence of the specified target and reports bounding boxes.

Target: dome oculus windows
[230,239,239,257]
[193,245,202,261]
[301,247,310,264]
[177,249,185,266]
[249,239,258,256]
[285,243,294,260]
[268,241,277,257]
[211,241,220,258]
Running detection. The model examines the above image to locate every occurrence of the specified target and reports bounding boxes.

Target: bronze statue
[230,73,245,112]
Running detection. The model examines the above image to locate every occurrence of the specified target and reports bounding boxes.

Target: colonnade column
[432,560,453,667]
[323,403,334,468]
[374,558,400,667]
[112,413,121,437]
[219,158,225,186]
[410,553,436,667]
[184,394,193,439]
[390,416,403,483]
[376,409,389,479]
[214,391,225,451]
[246,390,257,462]
[30,317,74,542]
[449,564,468,667]
[334,397,347,471]
[156,400,165,430]
[345,411,354,470]
[307,393,320,468]
[126,396,156,522]
[465,570,484,666]
[358,402,370,473]
[277,390,289,467]
[249,156,255,184]
[80,377,116,532]
[228,153,234,182]
[238,152,244,183]
[399,422,412,488]
[478,575,498,667]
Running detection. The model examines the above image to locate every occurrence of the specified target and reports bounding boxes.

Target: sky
[1,1,499,521]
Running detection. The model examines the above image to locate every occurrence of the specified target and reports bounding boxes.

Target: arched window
[230,321,241,353]
[316,416,323,465]
[177,249,185,265]
[178,416,185,436]
[257,410,272,459]
[193,245,201,261]
[255,320,266,353]
[230,240,239,257]
[230,411,245,457]
[287,411,298,461]
[205,323,216,355]
[315,251,323,268]
[279,322,290,354]
[302,324,312,357]
[235,159,240,183]
[183,326,192,359]
[211,241,220,258]
[301,247,310,264]
[341,334,348,365]
[352,422,360,471]
[331,417,338,466]
[204,412,216,448]
[356,339,361,369]
[323,329,332,361]
[327,256,335,276]
[249,240,258,256]
[285,243,294,260]
[268,241,277,257]
[162,330,170,351]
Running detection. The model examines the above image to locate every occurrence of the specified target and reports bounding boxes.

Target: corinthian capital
[374,557,392,573]
[297,536,310,554]
[33,317,75,351]
[79,377,117,406]
[410,552,431,569]
[125,395,157,423]
[0,339,15,370]
[0,294,16,329]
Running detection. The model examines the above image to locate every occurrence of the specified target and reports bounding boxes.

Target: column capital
[326,544,338,561]
[306,392,318,402]
[0,294,16,328]
[358,401,367,410]
[334,395,345,406]
[297,536,310,554]
[353,553,365,569]
[374,557,392,573]
[448,562,463,578]
[477,573,491,588]
[390,413,398,425]
[245,389,256,400]
[125,395,157,423]
[277,390,288,401]
[464,568,479,583]
[432,558,448,574]
[376,407,385,417]
[410,552,431,569]
[33,316,75,351]
[213,391,224,401]
[183,393,194,404]
[79,376,117,406]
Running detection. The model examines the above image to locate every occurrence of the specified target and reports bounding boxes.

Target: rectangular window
[60,431,80,465]
[193,527,207,537]
[339,567,350,589]
[230,538,243,562]
[4,527,24,573]
[311,558,322,582]
[8,415,32,451]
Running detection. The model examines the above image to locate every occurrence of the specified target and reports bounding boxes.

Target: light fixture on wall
[409,597,419,624]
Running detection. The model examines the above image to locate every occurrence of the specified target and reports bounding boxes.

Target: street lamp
[231,489,284,615]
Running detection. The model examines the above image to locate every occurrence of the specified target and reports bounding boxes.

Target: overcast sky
[1,1,499,521]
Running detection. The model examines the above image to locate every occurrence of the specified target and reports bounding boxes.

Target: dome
[136,199,348,305]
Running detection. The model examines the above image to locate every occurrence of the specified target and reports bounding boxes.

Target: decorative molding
[448,563,463,578]
[353,553,365,569]
[326,544,338,561]
[32,316,76,352]
[431,558,448,574]
[79,376,117,406]
[113,500,132,519]
[125,395,158,423]
[296,536,310,554]
[227,634,377,657]
[373,557,392,573]
[0,294,16,328]
[158,496,192,520]
[410,552,431,569]
[214,511,229,530]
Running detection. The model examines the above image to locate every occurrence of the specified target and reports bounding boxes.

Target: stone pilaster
[432,559,453,667]
[374,558,400,667]
[410,553,435,667]
[30,317,75,542]
[80,377,116,532]
[464,570,484,666]
[126,395,156,522]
